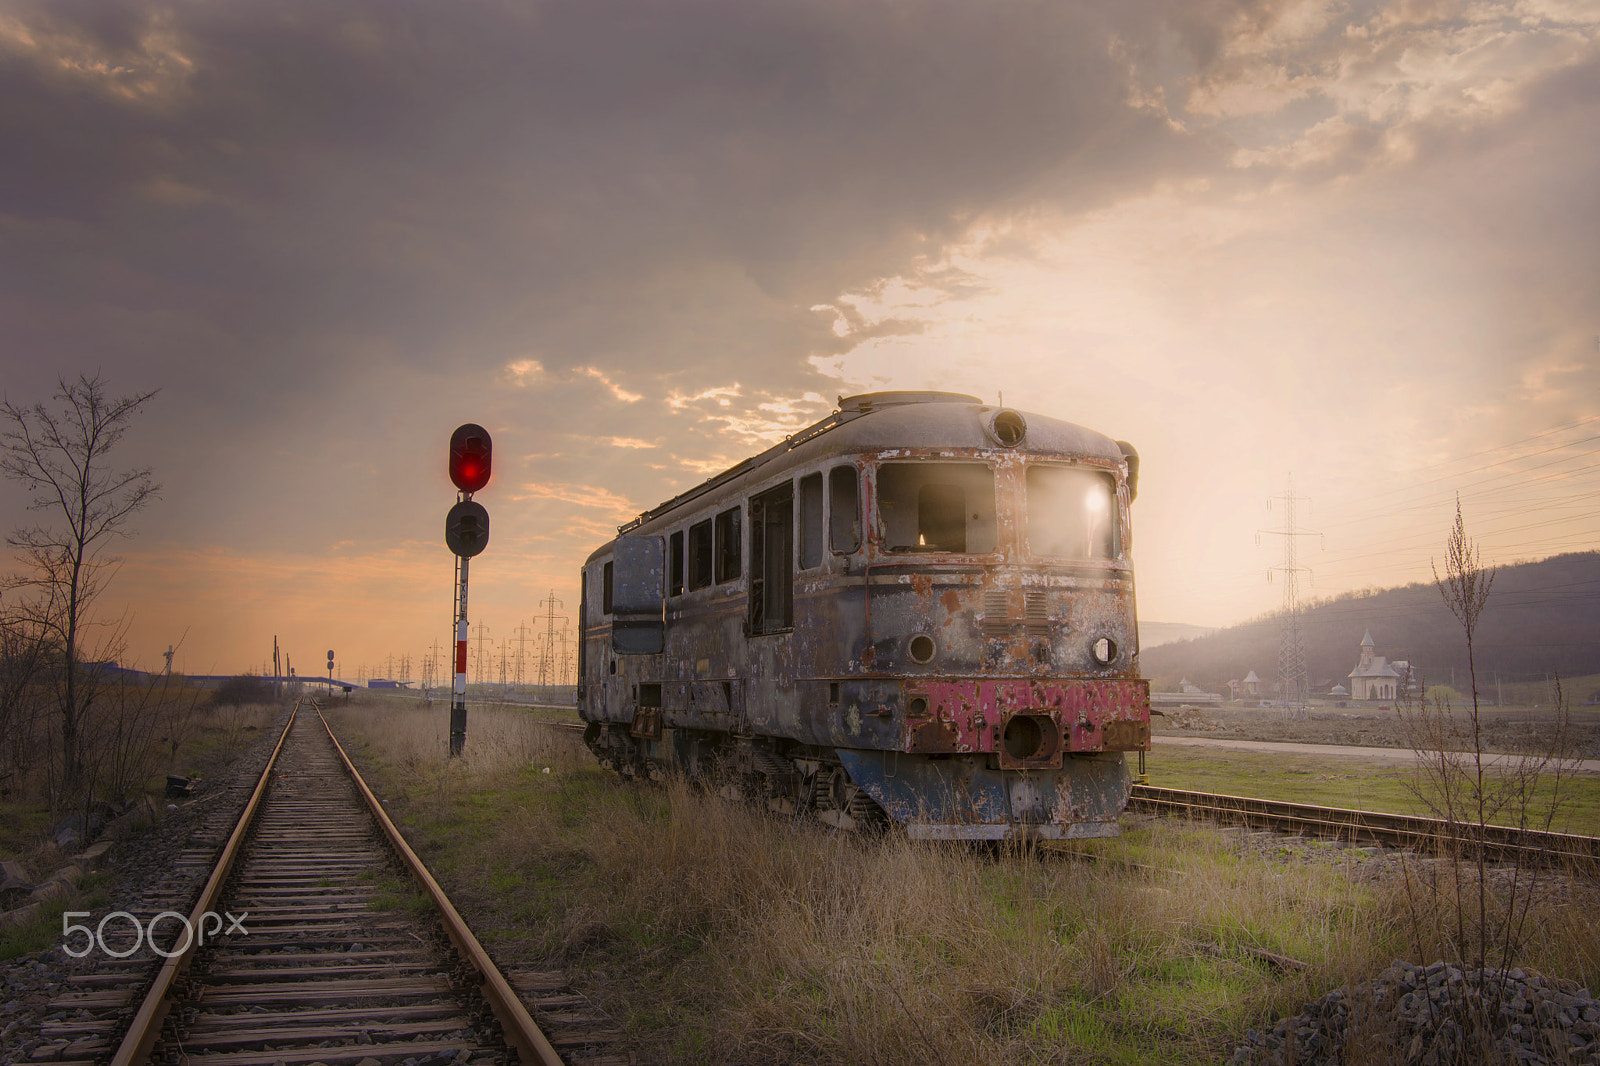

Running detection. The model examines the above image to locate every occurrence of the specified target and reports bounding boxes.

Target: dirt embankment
[1152,702,1600,760]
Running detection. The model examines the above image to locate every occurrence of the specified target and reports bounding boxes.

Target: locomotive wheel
[826,766,854,811]
[813,763,888,833]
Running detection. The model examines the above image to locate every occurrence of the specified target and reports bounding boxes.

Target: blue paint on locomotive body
[835,749,1130,840]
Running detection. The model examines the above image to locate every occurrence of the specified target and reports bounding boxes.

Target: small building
[1225,671,1263,701]
[1348,631,1404,701]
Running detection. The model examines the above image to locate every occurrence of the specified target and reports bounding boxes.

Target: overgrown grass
[1,698,277,962]
[324,702,1600,1064]
[0,872,110,959]
[1147,746,1600,835]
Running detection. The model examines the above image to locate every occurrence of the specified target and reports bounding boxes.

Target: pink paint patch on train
[905,678,1150,758]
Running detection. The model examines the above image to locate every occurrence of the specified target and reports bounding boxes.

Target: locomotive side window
[1026,465,1119,560]
[714,507,741,583]
[669,530,685,596]
[602,560,614,614]
[798,473,823,569]
[878,462,996,554]
[688,519,713,590]
[749,482,794,634]
[829,465,860,553]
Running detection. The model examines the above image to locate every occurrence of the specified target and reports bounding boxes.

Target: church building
[1348,630,1409,700]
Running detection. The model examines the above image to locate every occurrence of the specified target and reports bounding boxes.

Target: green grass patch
[1146,746,1600,835]
[365,874,435,917]
[0,805,51,857]
[0,873,111,961]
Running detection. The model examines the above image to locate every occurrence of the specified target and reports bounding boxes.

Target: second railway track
[1128,783,1600,872]
[81,701,626,1066]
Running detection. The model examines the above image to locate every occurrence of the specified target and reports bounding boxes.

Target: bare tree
[1,373,159,804]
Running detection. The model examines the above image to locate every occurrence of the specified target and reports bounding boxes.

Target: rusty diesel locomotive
[578,391,1151,840]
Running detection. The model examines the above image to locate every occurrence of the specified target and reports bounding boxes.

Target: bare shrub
[80,670,209,803]
[0,615,52,794]
[211,674,275,708]
[1388,499,1582,1063]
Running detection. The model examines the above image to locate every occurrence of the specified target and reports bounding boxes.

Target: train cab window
[798,473,823,569]
[749,482,794,634]
[669,530,685,596]
[602,561,614,614]
[878,462,996,554]
[829,465,860,553]
[714,507,741,583]
[1026,465,1119,560]
[688,519,713,590]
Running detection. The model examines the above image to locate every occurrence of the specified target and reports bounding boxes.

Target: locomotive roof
[603,392,1127,545]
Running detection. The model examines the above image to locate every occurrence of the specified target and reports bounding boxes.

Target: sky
[1,0,1596,681]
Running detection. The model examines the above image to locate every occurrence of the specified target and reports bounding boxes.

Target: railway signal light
[448,423,492,495]
[445,499,490,558]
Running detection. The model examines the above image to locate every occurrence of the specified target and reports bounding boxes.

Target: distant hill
[1141,552,1600,693]
[1140,621,1220,649]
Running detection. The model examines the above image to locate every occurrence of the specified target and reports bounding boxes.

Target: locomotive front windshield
[878,462,997,553]
[1026,464,1119,560]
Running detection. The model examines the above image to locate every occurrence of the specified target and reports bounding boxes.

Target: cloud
[0,6,196,106]
[670,453,744,477]
[573,366,643,403]
[511,482,636,517]
[667,385,742,412]
[502,358,544,385]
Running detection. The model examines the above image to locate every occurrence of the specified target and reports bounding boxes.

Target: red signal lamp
[449,423,492,494]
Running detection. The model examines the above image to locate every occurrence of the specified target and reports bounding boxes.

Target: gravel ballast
[1231,959,1599,1065]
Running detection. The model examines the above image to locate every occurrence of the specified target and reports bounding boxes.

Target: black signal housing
[449,423,492,494]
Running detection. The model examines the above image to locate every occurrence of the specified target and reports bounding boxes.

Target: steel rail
[1129,783,1600,870]
[108,700,302,1066]
[315,706,566,1066]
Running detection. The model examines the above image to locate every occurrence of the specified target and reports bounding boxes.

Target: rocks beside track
[1231,960,1599,1065]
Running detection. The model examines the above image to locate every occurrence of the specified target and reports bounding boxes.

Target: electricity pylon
[1258,476,1321,720]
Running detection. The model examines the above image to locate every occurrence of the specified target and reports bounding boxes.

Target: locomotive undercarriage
[581,719,1127,839]
[582,720,889,830]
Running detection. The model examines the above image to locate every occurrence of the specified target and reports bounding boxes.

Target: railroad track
[1129,783,1600,872]
[32,700,626,1066]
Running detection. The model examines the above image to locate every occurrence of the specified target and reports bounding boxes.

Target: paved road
[1152,734,1600,775]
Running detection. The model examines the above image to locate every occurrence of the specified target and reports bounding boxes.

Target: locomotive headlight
[1091,636,1117,666]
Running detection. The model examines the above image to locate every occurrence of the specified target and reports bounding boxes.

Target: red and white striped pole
[450,552,469,755]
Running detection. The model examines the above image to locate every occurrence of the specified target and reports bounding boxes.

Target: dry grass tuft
[328,703,1599,1065]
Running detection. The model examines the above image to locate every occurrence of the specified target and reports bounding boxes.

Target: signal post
[445,423,492,756]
